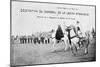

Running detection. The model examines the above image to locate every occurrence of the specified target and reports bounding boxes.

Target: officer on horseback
[75,21,84,48]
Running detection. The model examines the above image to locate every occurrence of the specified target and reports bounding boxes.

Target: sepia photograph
[10,0,96,66]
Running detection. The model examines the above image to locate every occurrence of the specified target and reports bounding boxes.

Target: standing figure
[55,25,64,43]
[75,21,84,48]
[65,26,72,48]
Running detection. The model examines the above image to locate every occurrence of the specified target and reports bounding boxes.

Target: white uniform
[76,23,85,38]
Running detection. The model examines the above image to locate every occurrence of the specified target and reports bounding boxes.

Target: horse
[82,32,90,54]
[64,25,89,55]
[70,31,90,56]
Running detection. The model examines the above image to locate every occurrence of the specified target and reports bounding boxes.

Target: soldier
[75,21,84,48]
[55,25,64,43]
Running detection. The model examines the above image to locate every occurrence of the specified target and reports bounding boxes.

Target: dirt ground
[10,39,96,66]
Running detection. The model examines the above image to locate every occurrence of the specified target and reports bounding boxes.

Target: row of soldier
[19,36,51,44]
[11,32,54,44]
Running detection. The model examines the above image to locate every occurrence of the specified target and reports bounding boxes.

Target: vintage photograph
[10,0,96,66]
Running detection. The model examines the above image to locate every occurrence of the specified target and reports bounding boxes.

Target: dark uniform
[55,25,64,43]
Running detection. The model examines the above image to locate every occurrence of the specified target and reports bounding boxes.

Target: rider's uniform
[76,23,84,38]
[75,23,85,48]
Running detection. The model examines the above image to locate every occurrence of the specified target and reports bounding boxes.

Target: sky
[12,1,95,36]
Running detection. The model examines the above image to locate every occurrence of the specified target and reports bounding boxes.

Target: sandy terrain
[10,39,96,66]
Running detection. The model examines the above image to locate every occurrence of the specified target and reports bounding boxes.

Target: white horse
[62,33,70,50]
[70,31,91,55]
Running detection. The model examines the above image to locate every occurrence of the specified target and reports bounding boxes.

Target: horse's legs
[70,42,77,56]
[84,41,89,54]
[84,47,88,54]
[77,41,81,49]
[52,38,56,47]
[64,38,68,51]
[61,36,69,51]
